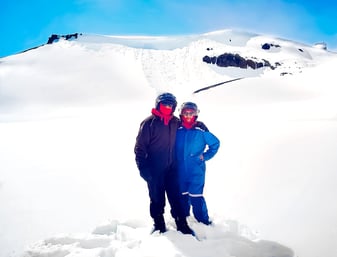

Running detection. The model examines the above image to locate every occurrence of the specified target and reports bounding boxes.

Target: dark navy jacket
[134,114,179,181]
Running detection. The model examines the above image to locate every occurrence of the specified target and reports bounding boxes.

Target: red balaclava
[151,103,173,125]
[181,108,197,129]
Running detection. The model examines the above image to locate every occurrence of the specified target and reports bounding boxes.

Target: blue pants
[180,180,210,224]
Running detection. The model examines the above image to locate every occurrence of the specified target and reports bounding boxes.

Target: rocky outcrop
[313,42,327,50]
[203,53,274,70]
[47,33,82,44]
[261,43,281,50]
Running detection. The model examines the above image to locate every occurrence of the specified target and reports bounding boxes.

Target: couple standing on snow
[134,92,220,235]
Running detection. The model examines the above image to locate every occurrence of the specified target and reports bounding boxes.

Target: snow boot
[175,217,195,235]
[152,215,167,233]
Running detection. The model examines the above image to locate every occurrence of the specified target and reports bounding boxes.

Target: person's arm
[134,119,152,180]
[202,131,220,161]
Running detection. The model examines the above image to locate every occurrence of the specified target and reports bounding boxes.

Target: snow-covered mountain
[1,29,337,257]
[1,29,334,111]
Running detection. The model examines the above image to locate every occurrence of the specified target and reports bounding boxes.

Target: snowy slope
[1,29,334,110]
[1,30,337,257]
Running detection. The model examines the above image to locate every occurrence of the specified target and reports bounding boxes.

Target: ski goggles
[181,109,198,116]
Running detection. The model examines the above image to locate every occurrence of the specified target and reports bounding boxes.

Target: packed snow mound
[24,218,294,257]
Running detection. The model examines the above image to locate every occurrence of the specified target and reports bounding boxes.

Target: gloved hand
[140,167,152,182]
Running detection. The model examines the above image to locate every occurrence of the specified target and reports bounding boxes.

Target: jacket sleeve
[134,119,151,180]
[203,131,220,161]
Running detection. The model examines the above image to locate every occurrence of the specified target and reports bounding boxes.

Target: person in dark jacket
[134,92,194,235]
[176,102,220,225]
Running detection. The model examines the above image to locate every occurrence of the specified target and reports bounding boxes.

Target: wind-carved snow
[136,40,229,95]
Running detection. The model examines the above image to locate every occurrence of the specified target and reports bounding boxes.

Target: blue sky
[1,0,337,57]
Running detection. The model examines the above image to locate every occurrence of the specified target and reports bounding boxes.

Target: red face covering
[159,103,173,115]
[181,109,197,129]
[151,103,173,125]
[181,116,196,129]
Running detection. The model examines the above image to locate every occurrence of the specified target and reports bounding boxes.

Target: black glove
[140,167,152,182]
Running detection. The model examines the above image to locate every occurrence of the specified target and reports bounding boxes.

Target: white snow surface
[1,30,337,257]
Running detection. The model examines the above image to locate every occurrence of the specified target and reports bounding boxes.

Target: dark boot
[152,215,167,233]
[175,217,194,235]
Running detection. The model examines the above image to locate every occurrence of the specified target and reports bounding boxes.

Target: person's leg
[189,179,211,225]
[166,171,194,235]
[148,172,167,233]
[190,194,211,225]
[181,192,191,217]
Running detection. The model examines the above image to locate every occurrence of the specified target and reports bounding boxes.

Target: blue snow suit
[175,121,220,224]
[134,114,185,220]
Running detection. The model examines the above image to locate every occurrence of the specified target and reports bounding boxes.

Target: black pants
[147,166,184,219]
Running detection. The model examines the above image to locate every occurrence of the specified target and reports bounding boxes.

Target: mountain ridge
[0,29,336,111]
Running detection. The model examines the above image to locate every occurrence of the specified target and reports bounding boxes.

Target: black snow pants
[147,165,184,220]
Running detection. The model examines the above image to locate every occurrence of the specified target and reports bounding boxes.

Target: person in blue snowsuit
[134,93,194,235]
[175,102,220,225]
